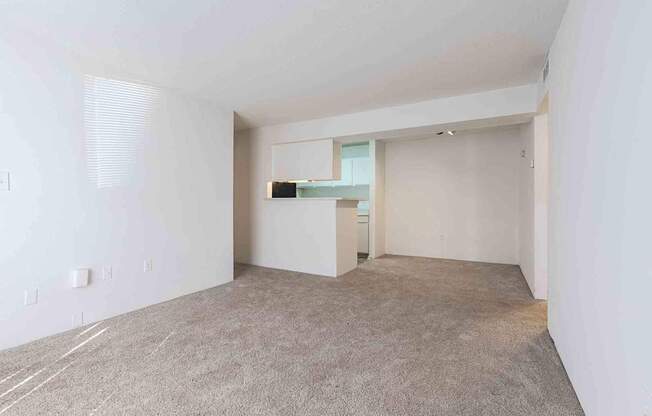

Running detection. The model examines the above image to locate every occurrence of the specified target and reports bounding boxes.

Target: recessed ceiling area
[0,0,568,129]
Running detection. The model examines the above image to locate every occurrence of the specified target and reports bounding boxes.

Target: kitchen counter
[260,197,359,277]
[264,197,358,201]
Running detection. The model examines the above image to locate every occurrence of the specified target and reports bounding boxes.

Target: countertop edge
[264,197,360,201]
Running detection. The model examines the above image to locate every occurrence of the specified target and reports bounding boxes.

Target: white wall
[546,0,652,414]
[519,121,535,290]
[533,114,549,299]
[385,127,521,264]
[0,32,234,350]
[518,115,549,300]
[241,85,536,143]
[369,140,386,258]
[234,134,251,263]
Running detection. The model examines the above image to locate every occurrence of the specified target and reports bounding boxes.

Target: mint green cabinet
[352,157,370,185]
[331,158,353,186]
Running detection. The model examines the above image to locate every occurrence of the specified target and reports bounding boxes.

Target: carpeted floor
[0,256,584,415]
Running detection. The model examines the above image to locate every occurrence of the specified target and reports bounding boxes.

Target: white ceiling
[1,0,567,129]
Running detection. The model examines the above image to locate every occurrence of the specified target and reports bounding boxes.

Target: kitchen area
[265,139,371,277]
[296,142,370,259]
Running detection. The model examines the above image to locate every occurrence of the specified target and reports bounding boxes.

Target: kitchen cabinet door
[272,139,341,181]
[352,157,371,185]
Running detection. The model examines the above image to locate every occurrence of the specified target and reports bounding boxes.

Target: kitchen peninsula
[263,138,359,277]
[263,197,358,277]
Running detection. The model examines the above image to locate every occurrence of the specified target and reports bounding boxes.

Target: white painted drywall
[533,114,549,300]
[335,202,359,276]
[518,114,549,300]
[519,121,536,291]
[234,134,251,264]
[369,140,386,258]
[234,87,537,266]
[546,0,652,414]
[385,127,521,264]
[0,33,233,350]
[245,85,537,144]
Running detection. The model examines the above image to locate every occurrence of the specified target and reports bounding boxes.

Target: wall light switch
[0,171,9,191]
[144,259,153,272]
[530,160,535,168]
[24,289,38,306]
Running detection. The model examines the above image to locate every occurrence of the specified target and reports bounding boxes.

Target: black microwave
[272,182,297,198]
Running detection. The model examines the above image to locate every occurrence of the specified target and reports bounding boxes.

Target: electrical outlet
[71,312,84,328]
[102,266,112,280]
[24,289,38,306]
[71,268,90,288]
[143,259,153,272]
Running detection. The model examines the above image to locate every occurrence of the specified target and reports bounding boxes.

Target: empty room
[1,1,650,415]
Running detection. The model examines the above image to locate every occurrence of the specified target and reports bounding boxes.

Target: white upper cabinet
[272,139,341,181]
[293,141,371,188]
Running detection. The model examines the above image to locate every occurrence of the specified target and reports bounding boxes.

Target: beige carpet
[0,256,583,415]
